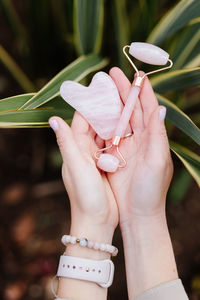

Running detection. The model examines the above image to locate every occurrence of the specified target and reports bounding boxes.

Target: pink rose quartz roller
[95,42,173,173]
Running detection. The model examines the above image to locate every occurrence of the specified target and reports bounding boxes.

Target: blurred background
[0,0,200,299]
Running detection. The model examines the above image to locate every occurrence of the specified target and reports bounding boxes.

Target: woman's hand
[107,67,174,225]
[49,112,119,300]
[49,112,118,232]
[106,68,177,299]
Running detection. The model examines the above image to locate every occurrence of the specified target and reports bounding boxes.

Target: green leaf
[111,0,130,69]
[0,93,35,112]
[151,67,200,93]
[171,18,200,69]
[170,141,200,187]
[147,0,200,45]
[0,96,74,128]
[19,54,109,110]
[185,54,200,68]
[0,45,36,92]
[157,93,200,145]
[74,0,104,55]
[0,0,29,54]
[169,168,192,204]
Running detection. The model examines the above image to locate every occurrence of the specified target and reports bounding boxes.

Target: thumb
[146,106,170,162]
[49,116,79,165]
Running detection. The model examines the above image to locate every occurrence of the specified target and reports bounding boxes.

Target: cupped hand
[49,112,118,230]
[107,67,174,225]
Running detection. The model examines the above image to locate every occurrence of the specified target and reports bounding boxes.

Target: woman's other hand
[107,67,173,226]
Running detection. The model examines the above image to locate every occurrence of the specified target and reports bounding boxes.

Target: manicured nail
[159,107,166,121]
[49,118,59,131]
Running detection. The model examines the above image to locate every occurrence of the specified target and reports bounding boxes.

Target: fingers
[71,111,105,152]
[140,75,159,127]
[71,111,96,139]
[49,116,80,165]
[109,67,131,103]
[145,106,170,164]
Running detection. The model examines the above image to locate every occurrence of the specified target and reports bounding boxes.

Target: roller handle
[114,85,140,138]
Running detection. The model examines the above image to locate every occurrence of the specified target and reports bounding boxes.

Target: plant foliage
[0,0,200,190]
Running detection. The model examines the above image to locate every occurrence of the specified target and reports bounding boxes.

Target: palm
[66,110,119,228]
[107,130,161,218]
[106,67,173,222]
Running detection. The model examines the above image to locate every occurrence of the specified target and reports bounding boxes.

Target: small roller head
[129,42,169,65]
[97,153,119,173]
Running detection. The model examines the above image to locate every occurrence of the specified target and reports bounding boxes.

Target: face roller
[95,42,173,173]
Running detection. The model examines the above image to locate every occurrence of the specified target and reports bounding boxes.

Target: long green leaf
[147,0,200,45]
[185,53,200,68]
[74,0,104,54]
[151,67,200,93]
[171,18,200,69]
[0,0,29,54]
[0,96,74,128]
[170,141,200,187]
[19,54,109,110]
[0,45,36,92]
[111,0,130,70]
[157,93,200,145]
[0,93,35,112]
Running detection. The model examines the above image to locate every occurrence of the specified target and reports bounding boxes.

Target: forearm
[57,219,115,300]
[121,209,178,299]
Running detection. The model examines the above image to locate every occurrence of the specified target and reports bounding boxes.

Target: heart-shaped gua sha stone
[60,71,122,140]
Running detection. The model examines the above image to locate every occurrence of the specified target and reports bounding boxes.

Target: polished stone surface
[97,153,119,173]
[60,71,122,140]
[129,42,169,65]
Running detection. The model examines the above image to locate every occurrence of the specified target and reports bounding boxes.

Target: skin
[49,67,178,300]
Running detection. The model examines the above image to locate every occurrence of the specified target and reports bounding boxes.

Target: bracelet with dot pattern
[61,235,118,257]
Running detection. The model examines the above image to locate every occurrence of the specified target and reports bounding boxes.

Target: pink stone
[97,154,119,173]
[129,42,169,65]
[60,72,122,140]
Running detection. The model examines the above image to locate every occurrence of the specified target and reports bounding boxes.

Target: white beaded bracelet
[61,235,118,257]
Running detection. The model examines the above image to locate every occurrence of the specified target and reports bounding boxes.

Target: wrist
[70,220,115,244]
[64,220,115,260]
[120,206,166,232]
[120,210,178,298]
[120,210,170,246]
[70,201,118,231]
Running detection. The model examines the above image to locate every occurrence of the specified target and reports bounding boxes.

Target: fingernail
[159,107,166,121]
[49,118,59,131]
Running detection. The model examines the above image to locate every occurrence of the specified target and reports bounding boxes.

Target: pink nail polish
[159,107,166,121]
[49,119,59,131]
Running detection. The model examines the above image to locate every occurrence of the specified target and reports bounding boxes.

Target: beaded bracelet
[61,235,118,257]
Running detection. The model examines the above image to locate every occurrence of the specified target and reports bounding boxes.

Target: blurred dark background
[0,0,200,299]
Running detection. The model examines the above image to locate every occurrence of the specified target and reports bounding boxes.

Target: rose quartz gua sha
[60,71,123,140]
[95,42,173,173]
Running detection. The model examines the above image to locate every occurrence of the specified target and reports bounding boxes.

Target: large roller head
[129,42,169,65]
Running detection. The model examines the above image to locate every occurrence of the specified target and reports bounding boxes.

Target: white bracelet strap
[57,255,114,288]
[61,235,118,256]
[51,276,73,300]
